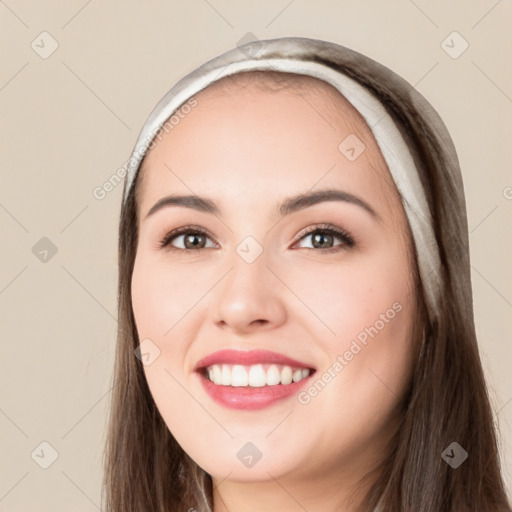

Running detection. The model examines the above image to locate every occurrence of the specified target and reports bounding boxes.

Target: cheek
[289,245,414,370]
[130,252,196,406]
[131,251,216,415]
[286,247,413,346]
[131,254,209,446]
[131,251,207,340]
[289,252,416,452]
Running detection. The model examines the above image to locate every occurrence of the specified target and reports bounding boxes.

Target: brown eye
[159,226,216,251]
[295,225,355,251]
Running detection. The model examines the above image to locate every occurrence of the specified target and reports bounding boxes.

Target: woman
[102,36,511,511]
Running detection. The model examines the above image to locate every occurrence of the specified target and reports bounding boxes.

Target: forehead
[189,71,377,147]
[137,72,401,220]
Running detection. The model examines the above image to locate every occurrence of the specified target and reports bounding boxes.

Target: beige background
[1,0,511,509]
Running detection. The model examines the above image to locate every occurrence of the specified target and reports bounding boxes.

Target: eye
[293,224,355,252]
[158,225,217,251]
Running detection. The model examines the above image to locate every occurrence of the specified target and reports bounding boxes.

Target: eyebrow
[144,188,380,222]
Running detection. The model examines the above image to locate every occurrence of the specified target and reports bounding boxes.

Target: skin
[131,74,418,512]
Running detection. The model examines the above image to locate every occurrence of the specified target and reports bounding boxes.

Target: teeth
[212,365,221,384]
[221,365,231,385]
[231,365,248,387]
[205,363,311,387]
[281,366,293,385]
[249,364,266,387]
[266,364,281,385]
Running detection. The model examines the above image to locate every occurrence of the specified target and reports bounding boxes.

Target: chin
[182,438,304,482]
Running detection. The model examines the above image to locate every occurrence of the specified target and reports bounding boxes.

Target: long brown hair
[101,45,511,512]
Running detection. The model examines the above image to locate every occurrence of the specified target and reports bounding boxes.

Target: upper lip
[194,349,316,371]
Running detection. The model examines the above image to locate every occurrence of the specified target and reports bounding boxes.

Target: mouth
[194,349,316,410]
[200,363,313,387]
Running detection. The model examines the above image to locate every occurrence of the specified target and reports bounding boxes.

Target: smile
[194,349,316,410]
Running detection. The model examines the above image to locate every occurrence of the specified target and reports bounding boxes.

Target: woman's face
[131,75,417,489]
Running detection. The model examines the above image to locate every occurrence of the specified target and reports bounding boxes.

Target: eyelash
[157,223,355,253]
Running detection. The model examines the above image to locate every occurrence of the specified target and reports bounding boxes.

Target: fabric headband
[122,36,443,321]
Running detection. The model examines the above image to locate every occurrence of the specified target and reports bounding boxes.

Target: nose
[212,253,287,335]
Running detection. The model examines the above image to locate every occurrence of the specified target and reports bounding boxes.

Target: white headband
[122,36,443,320]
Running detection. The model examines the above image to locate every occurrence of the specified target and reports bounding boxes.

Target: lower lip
[197,371,314,410]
